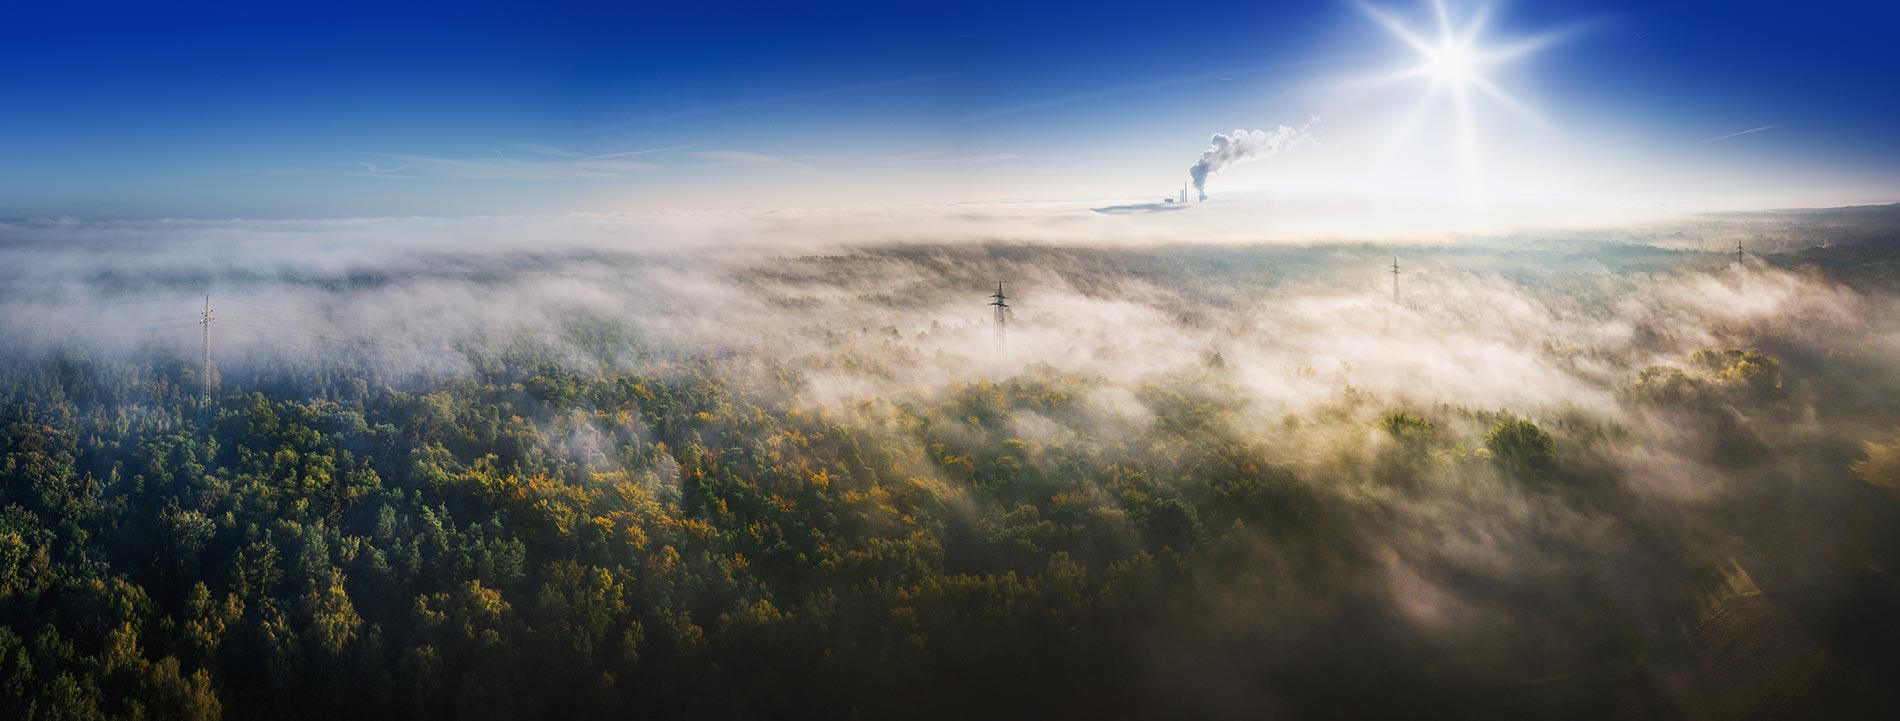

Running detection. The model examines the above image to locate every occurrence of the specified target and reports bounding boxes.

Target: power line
[22,322,205,337]
[15,315,201,329]
[36,292,204,308]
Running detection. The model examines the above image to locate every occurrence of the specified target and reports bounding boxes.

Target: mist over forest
[4,203,1900,719]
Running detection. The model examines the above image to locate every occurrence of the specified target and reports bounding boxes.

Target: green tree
[1484,419,1556,480]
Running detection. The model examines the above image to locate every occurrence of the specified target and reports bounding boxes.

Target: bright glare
[1425,40,1476,86]
[1358,1,1560,204]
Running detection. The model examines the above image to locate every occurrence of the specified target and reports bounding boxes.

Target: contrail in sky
[585,146,689,160]
[1702,124,1780,143]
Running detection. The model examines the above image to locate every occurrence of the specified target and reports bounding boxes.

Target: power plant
[1162,183,1192,205]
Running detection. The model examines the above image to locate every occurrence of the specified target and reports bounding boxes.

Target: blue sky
[3,0,1897,218]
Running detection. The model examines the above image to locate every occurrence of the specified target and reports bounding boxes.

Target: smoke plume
[1188,120,1316,201]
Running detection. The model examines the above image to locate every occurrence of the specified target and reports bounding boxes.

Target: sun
[1356,0,1563,202]
[1424,39,1477,86]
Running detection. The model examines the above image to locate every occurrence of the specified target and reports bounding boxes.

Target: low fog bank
[5,202,1900,716]
[4,204,1896,412]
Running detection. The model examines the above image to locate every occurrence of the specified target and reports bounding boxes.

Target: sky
[2,0,1898,219]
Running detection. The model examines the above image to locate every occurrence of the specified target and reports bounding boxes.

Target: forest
[4,206,1900,719]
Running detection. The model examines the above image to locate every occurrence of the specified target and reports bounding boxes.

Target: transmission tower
[200,294,215,411]
[1391,256,1401,302]
[989,281,1009,353]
